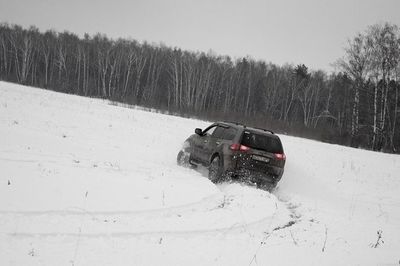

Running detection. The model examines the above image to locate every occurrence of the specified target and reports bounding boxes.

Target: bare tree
[366,23,400,150]
[0,23,399,153]
[338,34,370,145]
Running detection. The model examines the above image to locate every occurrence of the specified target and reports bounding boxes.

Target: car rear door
[200,125,226,164]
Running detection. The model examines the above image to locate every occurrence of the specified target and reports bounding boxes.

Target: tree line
[0,23,399,153]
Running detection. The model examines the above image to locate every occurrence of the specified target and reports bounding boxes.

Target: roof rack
[222,121,245,127]
[251,127,274,134]
[222,121,274,134]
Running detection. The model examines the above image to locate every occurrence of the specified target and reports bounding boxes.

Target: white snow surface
[0,81,399,265]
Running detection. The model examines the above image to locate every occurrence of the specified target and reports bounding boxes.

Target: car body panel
[179,122,286,187]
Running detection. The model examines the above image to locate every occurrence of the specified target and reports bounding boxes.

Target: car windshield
[241,131,283,153]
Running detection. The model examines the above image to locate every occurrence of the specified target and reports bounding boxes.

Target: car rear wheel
[208,155,222,183]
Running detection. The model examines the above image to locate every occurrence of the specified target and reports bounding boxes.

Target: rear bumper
[223,155,283,184]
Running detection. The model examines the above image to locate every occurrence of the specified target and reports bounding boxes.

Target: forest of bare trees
[0,23,399,153]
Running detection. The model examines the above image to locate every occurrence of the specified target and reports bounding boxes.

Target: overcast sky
[1,0,400,72]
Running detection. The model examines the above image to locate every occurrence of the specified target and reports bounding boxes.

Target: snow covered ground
[0,81,399,266]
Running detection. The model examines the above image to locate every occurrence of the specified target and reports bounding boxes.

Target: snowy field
[0,81,399,266]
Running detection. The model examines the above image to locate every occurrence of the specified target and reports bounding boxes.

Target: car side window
[222,127,237,140]
[202,125,217,136]
[211,126,225,139]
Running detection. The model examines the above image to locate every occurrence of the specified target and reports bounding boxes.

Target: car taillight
[274,153,286,160]
[230,144,250,152]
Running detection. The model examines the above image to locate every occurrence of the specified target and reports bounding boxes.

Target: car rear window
[241,131,283,153]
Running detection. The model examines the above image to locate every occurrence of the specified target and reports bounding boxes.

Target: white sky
[1,0,400,72]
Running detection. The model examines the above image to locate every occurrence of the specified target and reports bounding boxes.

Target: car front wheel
[177,150,191,167]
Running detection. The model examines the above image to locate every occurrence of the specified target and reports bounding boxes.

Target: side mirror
[195,128,203,135]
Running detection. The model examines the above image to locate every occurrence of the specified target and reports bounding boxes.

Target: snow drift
[0,82,399,265]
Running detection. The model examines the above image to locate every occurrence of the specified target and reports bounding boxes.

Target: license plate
[252,155,270,163]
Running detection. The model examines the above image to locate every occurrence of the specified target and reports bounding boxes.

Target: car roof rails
[222,121,245,127]
[250,127,274,134]
[223,121,273,134]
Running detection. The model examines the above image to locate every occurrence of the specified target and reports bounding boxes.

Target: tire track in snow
[4,205,291,239]
[1,184,293,239]
[0,192,222,216]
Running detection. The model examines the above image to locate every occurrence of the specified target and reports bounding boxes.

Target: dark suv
[177,122,286,188]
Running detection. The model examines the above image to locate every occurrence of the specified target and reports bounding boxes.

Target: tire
[177,150,190,167]
[208,155,222,183]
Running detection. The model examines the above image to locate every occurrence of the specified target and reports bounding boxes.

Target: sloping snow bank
[0,82,293,266]
[1,82,399,265]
